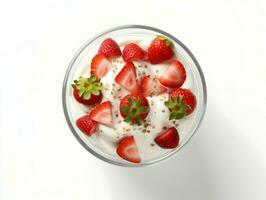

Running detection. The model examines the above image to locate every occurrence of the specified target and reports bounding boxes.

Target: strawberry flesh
[159,60,186,88]
[116,136,141,163]
[115,62,139,95]
[141,75,167,97]
[91,54,112,79]
[89,101,113,127]
[154,127,179,149]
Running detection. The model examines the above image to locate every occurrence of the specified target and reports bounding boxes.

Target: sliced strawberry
[116,136,141,163]
[154,127,179,149]
[98,38,121,58]
[89,101,113,127]
[76,115,97,136]
[91,54,112,79]
[159,60,186,88]
[115,62,139,94]
[122,43,146,62]
[141,75,167,97]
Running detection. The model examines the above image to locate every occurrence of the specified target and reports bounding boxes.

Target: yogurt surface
[69,34,197,162]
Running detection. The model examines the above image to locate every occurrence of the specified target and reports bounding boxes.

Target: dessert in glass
[62,25,207,167]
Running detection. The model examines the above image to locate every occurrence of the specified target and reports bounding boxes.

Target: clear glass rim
[62,24,207,167]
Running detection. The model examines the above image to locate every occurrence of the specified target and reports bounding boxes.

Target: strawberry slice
[98,38,121,58]
[159,60,186,88]
[91,54,112,79]
[141,75,167,97]
[116,136,141,163]
[122,43,147,62]
[89,101,113,127]
[115,62,139,94]
[154,127,179,149]
[76,115,97,136]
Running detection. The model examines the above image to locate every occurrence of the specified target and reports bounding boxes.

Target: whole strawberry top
[148,35,174,64]
[72,76,103,105]
[120,94,149,125]
[165,88,197,119]
[98,38,121,58]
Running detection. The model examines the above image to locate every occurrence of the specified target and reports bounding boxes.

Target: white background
[1,0,266,199]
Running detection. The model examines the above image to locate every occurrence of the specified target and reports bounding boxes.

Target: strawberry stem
[122,97,149,125]
[72,75,103,100]
[164,95,190,120]
[156,35,174,48]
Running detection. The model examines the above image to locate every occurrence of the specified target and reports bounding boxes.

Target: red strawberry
[147,35,174,64]
[91,54,112,79]
[154,127,179,149]
[76,115,97,136]
[72,76,103,105]
[119,94,149,125]
[116,136,141,163]
[89,101,113,127]
[122,43,147,62]
[159,60,186,88]
[98,38,121,58]
[115,62,139,94]
[141,75,167,97]
[165,88,197,119]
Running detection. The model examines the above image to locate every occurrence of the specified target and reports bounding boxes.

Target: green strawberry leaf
[121,106,130,113]
[83,91,91,100]
[91,89,100,96]
[128,98,134,105]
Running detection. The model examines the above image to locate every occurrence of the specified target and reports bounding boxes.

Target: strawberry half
[154,127,179,149]
[115,62,139,95]
[119,94,149,125]
[98,38,121,58]
[148,35,174,64]
[122,43,147,62]
[72,76,103,105]
[76,115,97,136]
[91,54,112,79]
[116,136,141,163]
[165,88,197,119]
[89,101,113,127]
[159,60,186,88]
[141,75,167,97]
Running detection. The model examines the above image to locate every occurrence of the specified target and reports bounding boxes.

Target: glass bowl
[62,25,207,167]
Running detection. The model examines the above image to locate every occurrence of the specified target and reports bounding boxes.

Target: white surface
[1,0,266,199]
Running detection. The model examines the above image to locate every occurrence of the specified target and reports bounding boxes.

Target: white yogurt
[69,36,197,162]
